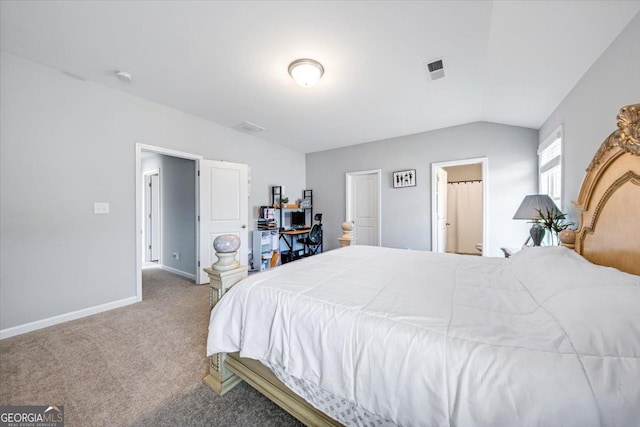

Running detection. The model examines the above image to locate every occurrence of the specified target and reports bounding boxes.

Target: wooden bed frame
[559,103,640,275]
[203,103,640,426]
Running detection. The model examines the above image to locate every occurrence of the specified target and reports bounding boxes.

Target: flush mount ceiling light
[288,58,324,88]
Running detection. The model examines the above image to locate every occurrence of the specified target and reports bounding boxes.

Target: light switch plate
[94,202,110,214]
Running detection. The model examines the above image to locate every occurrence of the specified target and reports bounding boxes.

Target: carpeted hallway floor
[0,267,303,426]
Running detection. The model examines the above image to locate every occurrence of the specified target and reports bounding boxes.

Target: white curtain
[446,182,483,254]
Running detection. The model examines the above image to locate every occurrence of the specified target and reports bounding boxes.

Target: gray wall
[3,14,636,334]
[0,52,305,331]
[306,122,538,256]
[141,153,196,276]
[539,13,640,221]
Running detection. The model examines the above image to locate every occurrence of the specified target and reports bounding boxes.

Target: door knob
[241,224,247,229]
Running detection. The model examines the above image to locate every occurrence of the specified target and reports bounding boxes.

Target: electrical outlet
[172,252,180,260]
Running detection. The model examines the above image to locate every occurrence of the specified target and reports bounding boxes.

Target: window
[538,126,563,210]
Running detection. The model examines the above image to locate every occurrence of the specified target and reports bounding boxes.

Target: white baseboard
[160,264,196,281]
[0,296,138,340]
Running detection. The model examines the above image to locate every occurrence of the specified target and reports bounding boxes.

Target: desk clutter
[250,188,322,271]
[257,207,277,230]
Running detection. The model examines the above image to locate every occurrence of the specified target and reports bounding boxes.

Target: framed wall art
[393,169,416,188]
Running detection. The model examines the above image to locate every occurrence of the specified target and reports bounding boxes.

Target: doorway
[135,144,249,302]
[431,158,488,255]
[140,149,197,288]
[346,170,381,246]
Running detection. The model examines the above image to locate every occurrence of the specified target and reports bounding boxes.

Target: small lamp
[513,195,560,246]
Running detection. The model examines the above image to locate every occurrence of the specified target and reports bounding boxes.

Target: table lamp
[513,194,560,246]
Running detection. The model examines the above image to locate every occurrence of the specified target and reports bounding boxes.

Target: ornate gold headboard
[560,103,640,275]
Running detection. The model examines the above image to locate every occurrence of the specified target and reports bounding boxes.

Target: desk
[279,228,311,262]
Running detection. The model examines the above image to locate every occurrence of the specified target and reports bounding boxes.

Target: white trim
[135,143,203,303]
[160,265,197,281]
[345,169,382,246]
[538,124,563,154]
[431,157,488,256]
[0,297,138,340]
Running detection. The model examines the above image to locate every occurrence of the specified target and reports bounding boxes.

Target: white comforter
[207,245,640,427]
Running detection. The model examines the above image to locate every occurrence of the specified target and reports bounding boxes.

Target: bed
[204,103,640,426]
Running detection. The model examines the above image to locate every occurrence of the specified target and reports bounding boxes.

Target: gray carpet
[0,267,303,427]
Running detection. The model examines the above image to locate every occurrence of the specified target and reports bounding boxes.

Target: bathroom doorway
[432,157,487,255]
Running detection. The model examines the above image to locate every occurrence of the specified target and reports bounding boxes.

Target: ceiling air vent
[237,121,265,133]
[425,59,445,81]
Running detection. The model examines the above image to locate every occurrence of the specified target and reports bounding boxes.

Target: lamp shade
[513,194,560,220]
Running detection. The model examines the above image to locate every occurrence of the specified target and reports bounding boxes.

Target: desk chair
[298,213,323,255]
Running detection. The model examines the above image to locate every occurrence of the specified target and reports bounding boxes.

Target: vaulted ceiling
[2,1,639,153]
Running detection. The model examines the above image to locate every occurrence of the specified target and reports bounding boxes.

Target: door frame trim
[143,169,161,263]
[431,157,488,255]
[135,143,203,302]
[345,169,382,246]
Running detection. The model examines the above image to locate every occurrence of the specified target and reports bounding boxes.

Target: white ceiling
[2,1,639,153]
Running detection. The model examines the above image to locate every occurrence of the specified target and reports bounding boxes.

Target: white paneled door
[198,160,248,284]
[346,170,381,246]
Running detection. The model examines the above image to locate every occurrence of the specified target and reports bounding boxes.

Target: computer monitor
[291,211,306,229]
